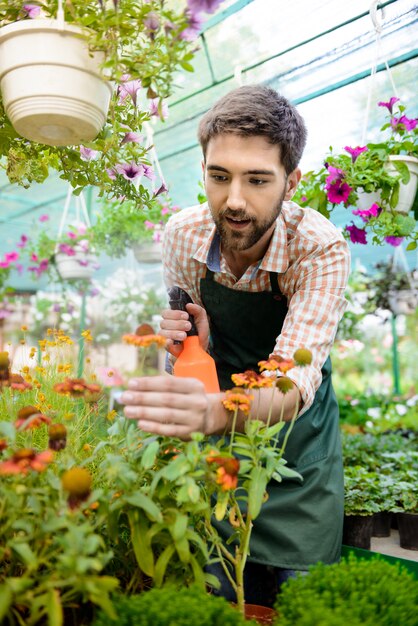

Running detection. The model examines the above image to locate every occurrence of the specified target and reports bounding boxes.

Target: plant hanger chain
[360,0,399,145]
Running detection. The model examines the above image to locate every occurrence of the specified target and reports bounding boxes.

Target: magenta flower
[5,252,19,263]
[384,236,404,247]
[352,203,381,222]
[17,235,28,249]
[378,97,400,114]
[106,168,117,180]
[344,146,368,163]
[153,231,163,242]
[149,98,169,120]
[115,161,144,182]
[80,146,99,161]
[0,260,10,269]
[325,166,345,186]
[326,182,352,204]
[118,78,142,106]
[22,4,41,18]
[187,0,224,13]
[144,220,155,230]
[121,132,143,145]
[67,231,77,240]
[58,243,76,256]
[391,115,418,132]
[39,214,49,222]
[346,224,367,244]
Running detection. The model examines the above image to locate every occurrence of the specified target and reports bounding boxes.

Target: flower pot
[55,251,97,280]
[132,241,163,264]
[0,19,112,146]
[388,289,418,316]
[397,512,418,550]
[343,514,374,550]
[356,155,418,215]
[244,604,277,624]
[372,511,393,538]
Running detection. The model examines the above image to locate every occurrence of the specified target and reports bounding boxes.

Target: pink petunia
[115,161,144,182]
[149,98,169,120]
[22,4,41,18]
[5,252,19,263]
[391,115,418,132]
[142,164,156,181]
[346,224,367,244]
[39,214,49,222]
[187,0,224,14]
[378,97,400,114]
[118,78,142,106]
[326,182,352,204]
[17,235,28,249]
[325,166,345,186]
[344,146,368,163]
[352,203,381,222]
[80,146,99,161]
[384,236,404,247]
[121,132,143,145]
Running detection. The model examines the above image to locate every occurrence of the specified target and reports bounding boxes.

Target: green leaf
[170,513,188,542]
[140,439,160,470]
[273,464,303,481]
[10,542,37,568]
[406,241,417,250]
[179,60,194,72]
[174,536,190,563]
[265,420,286,438]
[128,511,155,577]
[46,588,63,626]
[154,544,176,587]
[247,466,268,519]
[214,491,229,521]
[0,585,13,621]
[125,492,163,522]
[390,181,400,209]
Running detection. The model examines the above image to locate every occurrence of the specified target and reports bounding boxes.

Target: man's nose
[227,181,246,210]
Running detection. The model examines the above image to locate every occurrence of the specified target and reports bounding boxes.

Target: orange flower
[15,405,51,430]
[0,373,33,391]
[231,370,273,389]
[48,424,67,451]
[122,333,167,349]
[53,378,102,397]
[207,454,240,491]
[258,357,295,373]
[222,388,253,415]
[0,448,53,475]
[0,439,8,452]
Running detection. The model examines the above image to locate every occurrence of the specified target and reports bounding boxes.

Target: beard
[209,187,287,252]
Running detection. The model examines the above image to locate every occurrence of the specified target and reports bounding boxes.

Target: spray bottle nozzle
[168,286,198,336]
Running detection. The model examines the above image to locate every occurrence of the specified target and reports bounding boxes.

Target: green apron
[200,269,344,570]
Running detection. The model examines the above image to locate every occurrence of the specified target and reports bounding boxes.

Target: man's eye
[210,174,228,182]
[249,178,267,185]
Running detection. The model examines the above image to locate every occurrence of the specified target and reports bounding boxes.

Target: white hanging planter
[0,19,112,146]
[388,289,418,316]
[55,249,98,280]
[132,241,163,264]
[357,155,418,215]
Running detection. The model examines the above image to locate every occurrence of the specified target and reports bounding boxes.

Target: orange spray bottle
[169,287,220,393]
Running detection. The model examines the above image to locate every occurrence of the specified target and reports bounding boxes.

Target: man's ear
[201,160,205,175]
[285,168,302,200]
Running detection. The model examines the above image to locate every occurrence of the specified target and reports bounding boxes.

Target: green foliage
[91,586,253,626]
[274,555,418,626]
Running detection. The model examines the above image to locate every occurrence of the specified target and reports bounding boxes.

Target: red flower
[53,378,101,397]
[207,453,240,491]
[231,370,273,389]
[15,405,51,430]
[0,448,53,475]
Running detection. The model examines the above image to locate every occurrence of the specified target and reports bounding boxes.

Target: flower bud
[293,348,312,366]
[275,376,294,394]
[62,467,92,509]
[48,423,67,451]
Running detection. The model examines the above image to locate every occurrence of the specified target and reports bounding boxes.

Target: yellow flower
[107,410,117,421]
[81,330,93,342]
[122,333,167,349]
[21,325,28,332]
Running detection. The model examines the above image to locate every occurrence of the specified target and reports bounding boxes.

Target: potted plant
[0,0,219,205]
[273,554,418,626]
[343,465,381,549]
[363,258,417,317]
[391,467,418,550]
[92,194,180,261]
[294,97,418,248]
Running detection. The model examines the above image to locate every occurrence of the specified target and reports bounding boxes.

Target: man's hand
[121,375,211,439]
[159,303,210,358]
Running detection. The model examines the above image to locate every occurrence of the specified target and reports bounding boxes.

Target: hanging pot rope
[360,0,399,145]
[57,185,91,239]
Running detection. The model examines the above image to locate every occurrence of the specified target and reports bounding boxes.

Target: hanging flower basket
[55,249,97,281]
[357,155,418,215]
[0,19,112,146]
[387,289,418,316]
[132,241,163,264]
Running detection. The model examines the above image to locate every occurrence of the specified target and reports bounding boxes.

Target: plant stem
[229,408,238,454]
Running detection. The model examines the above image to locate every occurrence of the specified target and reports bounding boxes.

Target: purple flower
[115,161,144,182]
[80,146,99,161]
[180,11,204,41]
[391,115,418,132]
[39,214,49,222]
[344,146,368,163]
[378,97,400,114]
[346,224,367,244]
[326,182,352,204]
[352,203,381,222]
[121,132,143,145]
[384,236,404,247]
[149,98,169,120]
[143,164,156,181]
[187,0,224,14]
[106,168,117,180]
[153,181,169,197]
[22,4,41,19]
[118,78,142,106]
[144,12,160,34]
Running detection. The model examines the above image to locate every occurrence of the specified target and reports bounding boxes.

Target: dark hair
[197,84,307,174]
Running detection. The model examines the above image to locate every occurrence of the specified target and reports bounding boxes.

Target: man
[121,84,350,605]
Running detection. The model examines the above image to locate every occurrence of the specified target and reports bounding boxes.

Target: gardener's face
[203,134,300,253]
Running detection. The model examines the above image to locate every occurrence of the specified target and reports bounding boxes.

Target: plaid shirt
[163,201,350,412]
